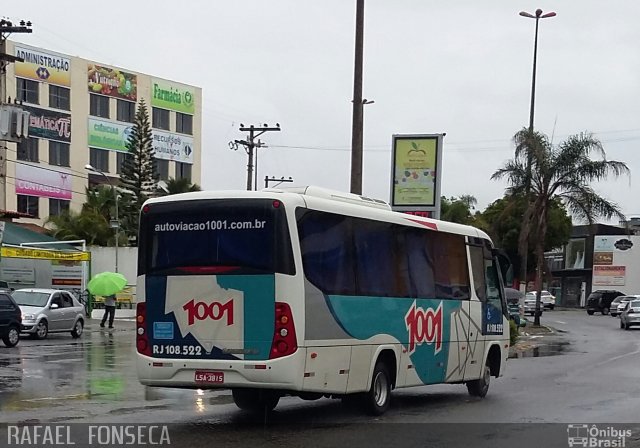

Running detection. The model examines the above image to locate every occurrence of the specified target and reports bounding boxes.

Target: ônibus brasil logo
[405,301,443,354]
[183,299,234,326]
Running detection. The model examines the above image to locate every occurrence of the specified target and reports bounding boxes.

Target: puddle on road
[0,331,227,417]
[510,342,571,358]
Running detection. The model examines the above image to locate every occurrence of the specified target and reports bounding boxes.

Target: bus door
[464,238,493,381]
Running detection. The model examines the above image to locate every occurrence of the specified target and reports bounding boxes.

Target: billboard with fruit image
[391,135,442,207]
[87,64,137,101]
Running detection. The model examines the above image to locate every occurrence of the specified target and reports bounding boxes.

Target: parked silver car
[12,289,85,339]
[620,299,640,330]
[611,295,640,317]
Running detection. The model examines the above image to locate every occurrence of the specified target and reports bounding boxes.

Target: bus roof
[143,186,493,243]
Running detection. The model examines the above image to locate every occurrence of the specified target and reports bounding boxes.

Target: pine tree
[119,99,157,245]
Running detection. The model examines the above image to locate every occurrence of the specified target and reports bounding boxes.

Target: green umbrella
[87,272,128,296]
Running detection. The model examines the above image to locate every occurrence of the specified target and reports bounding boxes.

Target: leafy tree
[119,99,157,245]
[480,194,572,282]
[440,195,477,225]
[157,177,201,196]
[492,128,629,325]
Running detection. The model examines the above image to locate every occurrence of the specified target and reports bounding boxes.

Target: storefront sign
[593,265,626,286]
[593,252,614,265]
[51,260,83,287]
[14,45,71,86]
[88,64,137,101]
[152,130,194,163]
[0,267,36,284]
[15,163,72,200]
[151,78,195,114]
[23,106,71,142]
[1,247,90,262]
[88,118,131,152]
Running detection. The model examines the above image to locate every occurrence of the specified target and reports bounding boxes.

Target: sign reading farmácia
[88,64,137,101]
[151,79,195,114]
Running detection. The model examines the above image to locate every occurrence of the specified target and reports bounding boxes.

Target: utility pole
[265,176,293,189]
[0,18,33,210]
[350,0,365,195]
[230,123,281,190]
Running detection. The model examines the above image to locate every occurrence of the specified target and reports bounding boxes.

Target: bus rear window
[139,199,295,276]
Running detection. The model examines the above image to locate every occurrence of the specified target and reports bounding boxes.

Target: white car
[525,291,556,310]
[523,295,544,316]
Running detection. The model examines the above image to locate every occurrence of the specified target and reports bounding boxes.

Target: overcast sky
[6,1,640,223]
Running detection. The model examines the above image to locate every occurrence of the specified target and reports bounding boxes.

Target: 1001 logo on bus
[405,301,443,354]
[183,299,234,326]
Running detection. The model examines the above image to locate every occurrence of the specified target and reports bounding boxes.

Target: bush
[509,319,519,346]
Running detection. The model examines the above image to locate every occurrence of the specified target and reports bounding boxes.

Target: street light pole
[520,9,556,134]
[85,164,119,273]
[519,8,555,322]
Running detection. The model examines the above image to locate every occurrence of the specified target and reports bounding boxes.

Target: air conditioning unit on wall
[0,104,30,143]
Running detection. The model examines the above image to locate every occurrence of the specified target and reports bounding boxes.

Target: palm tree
[158,177,201,196]
[46,186,127,247]
[46,208,112,246]
[83,185,116,219]
[492,128,629,325]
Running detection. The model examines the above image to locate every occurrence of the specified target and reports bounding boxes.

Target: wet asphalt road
[1,311,639,447]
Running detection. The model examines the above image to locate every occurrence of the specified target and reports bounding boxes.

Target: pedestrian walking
[100,294,117,329]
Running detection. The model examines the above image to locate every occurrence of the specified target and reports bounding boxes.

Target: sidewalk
[510,320,567,358]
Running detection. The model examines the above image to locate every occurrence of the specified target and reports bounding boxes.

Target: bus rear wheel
[232,388,280,413]
[362,362,392,415]
[467,362,491,398]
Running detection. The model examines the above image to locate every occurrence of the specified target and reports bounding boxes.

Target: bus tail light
[137,302,151,356]
[269,302,297,359]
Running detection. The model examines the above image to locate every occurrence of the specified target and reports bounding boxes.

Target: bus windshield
[138,198,295,276]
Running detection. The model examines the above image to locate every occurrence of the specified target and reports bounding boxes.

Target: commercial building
[3,42,202,226]
[547,224,638,307]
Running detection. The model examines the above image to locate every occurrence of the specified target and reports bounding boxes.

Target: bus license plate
[195,371,224,384]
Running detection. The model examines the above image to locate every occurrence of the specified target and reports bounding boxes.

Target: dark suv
[586,290,626,315]
[0,292,21,347]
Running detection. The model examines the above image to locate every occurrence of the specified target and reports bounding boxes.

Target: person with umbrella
[87,272,127,330]
[101,294,117,329]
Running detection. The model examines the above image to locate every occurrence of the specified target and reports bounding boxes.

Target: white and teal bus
[136,186,511,415]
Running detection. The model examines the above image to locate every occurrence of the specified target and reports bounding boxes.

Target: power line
[7,157,92,181]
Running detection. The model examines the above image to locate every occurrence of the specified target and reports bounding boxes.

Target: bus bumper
[136,350,306,391]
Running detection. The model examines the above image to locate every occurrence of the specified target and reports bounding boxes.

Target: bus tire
[362,361,391,415]
[232,388,280,412]
[467,362,490,398]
